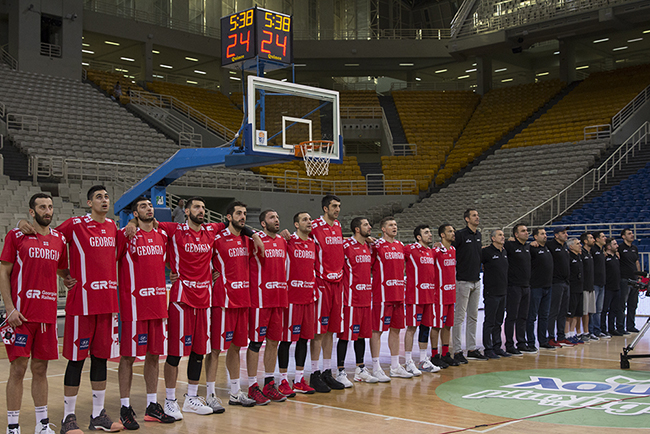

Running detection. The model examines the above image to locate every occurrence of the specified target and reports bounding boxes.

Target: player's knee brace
[89,356,107,382]
[248,341,263,353]
[278,342,291,369]
[64,360,85,387]
[166,355,181,367]
[418,325,430,343]
[187,352,204,382]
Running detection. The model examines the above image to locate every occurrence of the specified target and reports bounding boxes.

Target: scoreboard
[221,7,293,66]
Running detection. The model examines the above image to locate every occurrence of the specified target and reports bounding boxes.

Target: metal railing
[584,124,611,141]
[7,114,38,132]
[40,43,62,58]
[612,85,650,130]
[1,44,18,70]
[390,81,474,91]
[393,144,417,156]
[0,101,5,119]
[129,90,236,143]
[340,106,383,119]
[504,122,649,229]
[293,28,451,40]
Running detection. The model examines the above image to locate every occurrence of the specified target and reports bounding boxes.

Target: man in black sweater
[527,228,554,350]
[602,238,621,336]
[504,224,533,355]
[546,227,572,347]
[566,238,584,344]
[481,230,511,359]
[590,231,607,339]
[580,232,596,341]
[618,228,641,333]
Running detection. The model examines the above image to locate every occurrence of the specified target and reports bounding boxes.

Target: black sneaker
[466,350,488,361]
[89,409,123,432]
[628,327,640,333]
[61,414,83,434]
[431,354,449,369]
[610,330,623,336]
[494,349,512,358]
[120,406,139,430]
[144,402,176,423]
[441,352,461,367]
[309,370,331,393]
[483,349,500,359]
[539,342,556,350]
[506,347,523,357]
[322,369,345,390]
[622,330,631,335]
[520,346,538,353]
[453,352,469,364]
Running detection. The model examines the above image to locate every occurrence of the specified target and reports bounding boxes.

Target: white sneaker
[206,393,225,414]
[228,390,255,407]
[335,369,354,388]
[7,426,20,434]
[182,394,213,415]
[164,398,183,420]
[354,366,379,383]
[390,364,414,378]
[372,368,391,383]
[34,421,55,434]
[418,359,441,373]
[405,359,422,376]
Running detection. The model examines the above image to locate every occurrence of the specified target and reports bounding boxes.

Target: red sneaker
[262,380,287,402]
[557,339,575,347]
[293,378,315,394]
[278,379,296,398]
[548,339,562,348]
[248,383,270,406]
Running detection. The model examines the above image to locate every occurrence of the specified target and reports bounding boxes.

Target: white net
[299,141,335,177]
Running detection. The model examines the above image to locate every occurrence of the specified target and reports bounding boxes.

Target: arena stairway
[378,95,408,144]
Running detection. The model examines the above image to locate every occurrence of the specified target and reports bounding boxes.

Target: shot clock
[221,7,293,66]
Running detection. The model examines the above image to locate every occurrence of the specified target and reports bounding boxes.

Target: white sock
[35,406,47,423]
[165,388,176,401]
[63,395,77,418]
[419,350,428,362]
[120,398,130,408]
[187,384,198,397]
[230,378,240,395]
[372,357,380,372]
[92,390,105,418]
[405,351,412,362]
[265,372,274,382]
[295,370,304,382]
[391,355,399,370]
[146,393,157,406]
[206,382,215,397]
[7,410,19,426]
[323,358,331,371]
[311,360,319,372]
[248,376,257,386]
[280,372,288,381]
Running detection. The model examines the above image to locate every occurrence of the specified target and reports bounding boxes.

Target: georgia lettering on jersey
[212,227,251,308]
[311,217,344,282]
[116,227,169,321]
[342,238,372,307]
[159,221,225,309]
[405,243,436,305]
[434,245,457,305]
[0,228,68,323]
[250,232,288,308]
[371,238,405,303]
[286,234,317,305]
[56,215,118,316]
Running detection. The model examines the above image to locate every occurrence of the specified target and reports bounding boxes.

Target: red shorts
[433,303,454,328]
[5,322,58,362]
[405,304,434,328]
[63,313,119,361]
[281,303,315,341]
[315,278,343,334]
[211,307,248,351]
[372,302,405,332]
[249,307,283,342]
[167,303,209,357]
[341,306,372,341]
[120,319,167,357]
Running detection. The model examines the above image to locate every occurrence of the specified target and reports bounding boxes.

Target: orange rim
[294,140,334,157]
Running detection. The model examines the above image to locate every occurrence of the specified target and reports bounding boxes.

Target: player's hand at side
[62,275,77,289]
[17,219,36,235]
[212,271,221,282]
[6,309,27,328]
[280,229,291,241]
[170,273,179,283]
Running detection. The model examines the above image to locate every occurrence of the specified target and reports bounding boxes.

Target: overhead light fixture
[494,68,507,72]
[281,78,287,82]
[415,77,421,81]
[153,74,164,78]
[120,57,135,62]
[194,70,206,75]
[344,63,359,67]
[187,80,198,84]
[435,69,447,73]
[593,38,609,43]
[616,59,626,63]
[644,29,650,34]
[82,43,90,47]
[185,57,199,61]
[230,76,241,81]
[399,63,414,67]
[458,75,470,79]
[553,51,560,55]
[536,72,549,76]
[613,46,628,51]
[82,50,94,54]
[472,63,476,66]
[81,62,89,66]
[294,63,307,67]
[628,38,643,43]
[115,68,128,73]
[160,64,173,69]
[229,71,237,75]
[465,68,477,73]
[576,65,589,70]
[502,78,513,82]
[105,41,120,46]
[152,50,160,54]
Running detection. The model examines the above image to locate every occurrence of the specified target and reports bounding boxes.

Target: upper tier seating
[339,90,381,108]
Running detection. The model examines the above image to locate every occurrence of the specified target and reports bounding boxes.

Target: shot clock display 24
[221,7,293,66]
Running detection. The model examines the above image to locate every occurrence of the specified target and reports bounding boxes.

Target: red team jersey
[160,221,225,309]
[56,215,118,316]
[434,245,457,305]
[286,234,317,305]
[249,232,288,308]
[116,227,169,321]
[405,243,436,305]
[311,217,344,282]
[0,228,68,323]
[343,238,372,307]
[212,227,251,308]
[371,238,406,303]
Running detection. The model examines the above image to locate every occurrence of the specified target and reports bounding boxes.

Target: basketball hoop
[295,140,335,177]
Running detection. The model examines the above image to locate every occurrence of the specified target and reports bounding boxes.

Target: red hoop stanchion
[295,140,335,177]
